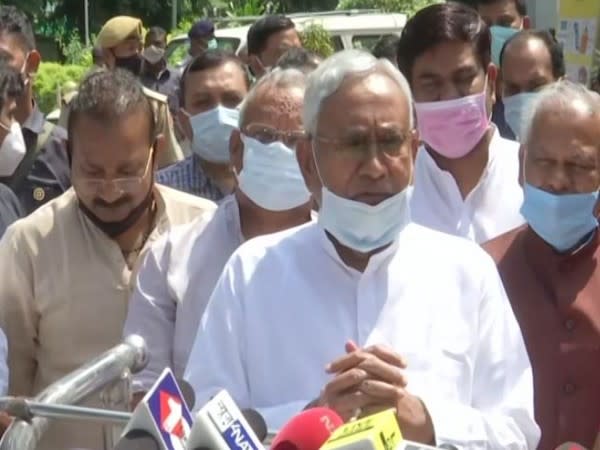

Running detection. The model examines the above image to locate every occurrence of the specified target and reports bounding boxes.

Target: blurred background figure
[178,19,216,71]
[140,26,180,115]
[372,34,401,67]
[0,5,70,215]
[275,47,322,73]
[499,29,565,141]
[247,14,302,79]
[0,62,23,236]
[95,15,184,167]
[470,0,530,140]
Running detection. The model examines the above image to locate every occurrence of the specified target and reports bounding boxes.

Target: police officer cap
[97,16,143,49]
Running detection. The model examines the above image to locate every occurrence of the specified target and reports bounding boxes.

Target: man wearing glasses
[124,66,313,404]
[0,69,215,450]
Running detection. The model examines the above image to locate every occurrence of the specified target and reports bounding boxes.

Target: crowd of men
[0,0,597,449]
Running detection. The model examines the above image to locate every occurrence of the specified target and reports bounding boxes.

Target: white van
[166,10,407,65]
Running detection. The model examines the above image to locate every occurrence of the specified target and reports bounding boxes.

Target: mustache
[92,196,132,209]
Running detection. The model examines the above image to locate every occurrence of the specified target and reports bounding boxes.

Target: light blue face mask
[189,106,239,163]
[207,38,218,50]
[490,25,519,66]
[521,183,599,252]
[237,135,310,211]
[313,147,410,253]
[503,92,539,140]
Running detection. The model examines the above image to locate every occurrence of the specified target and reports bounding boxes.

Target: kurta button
[562,382,576,395]
[564,318,576,331]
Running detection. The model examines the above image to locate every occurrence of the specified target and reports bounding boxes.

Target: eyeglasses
[312,130,412,159]
[243,123,305,148]
[73,151,154,195]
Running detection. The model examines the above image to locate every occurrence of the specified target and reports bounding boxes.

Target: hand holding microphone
[319,341,434,444]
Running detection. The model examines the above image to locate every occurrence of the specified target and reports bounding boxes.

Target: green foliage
[34,62,88,114]
[300,23,334,58]
[58,29,95,66]
[225,0,278,17]
[336,0,441,15]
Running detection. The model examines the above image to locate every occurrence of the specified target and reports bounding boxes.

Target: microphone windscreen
[242,408,268,442]
[113,429,161,450]
[177,378,196,410]
[270,407,343,450]
[554,443,589,450]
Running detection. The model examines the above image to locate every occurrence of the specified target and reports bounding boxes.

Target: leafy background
[0,0,439,112]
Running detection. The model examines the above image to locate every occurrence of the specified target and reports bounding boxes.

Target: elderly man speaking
[184,50,539,449]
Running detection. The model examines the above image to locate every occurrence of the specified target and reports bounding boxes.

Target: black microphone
[113,429,161,450]
[242,408,268,442]
[177,378,196,410]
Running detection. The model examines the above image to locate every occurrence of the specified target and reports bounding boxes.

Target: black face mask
[79,186,154,238]
[114,54,142,76]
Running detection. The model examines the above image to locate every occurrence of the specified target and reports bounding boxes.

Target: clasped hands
[315,340,434,444]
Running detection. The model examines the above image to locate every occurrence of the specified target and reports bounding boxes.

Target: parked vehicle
[166,10,408,65]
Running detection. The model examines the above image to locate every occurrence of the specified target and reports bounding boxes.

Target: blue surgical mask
[490,26,519,66]
[318,187,411,253]
[521,183,599,252]
[207,38,218,50]
[313,143,410,253]
[188,106,239,163]
[237,135,310,211]
[503,92,539,140]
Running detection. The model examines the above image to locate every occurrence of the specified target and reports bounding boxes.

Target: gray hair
[303,49,414,136]
[238,67,307,127]
[523,80,600,144]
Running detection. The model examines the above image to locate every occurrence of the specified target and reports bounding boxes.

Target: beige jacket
[0,185,215,449]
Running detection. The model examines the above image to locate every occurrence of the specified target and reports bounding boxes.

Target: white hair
[238,67,307,127]
[523,80,600,145]
[303,49,414,136]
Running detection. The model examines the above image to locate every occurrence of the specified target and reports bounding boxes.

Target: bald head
[239,68,305,130]
[501,30,564,97]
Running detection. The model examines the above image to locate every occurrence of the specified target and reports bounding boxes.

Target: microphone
[270,407,344,450]
[319,408,446,450]
[554,443,589,450]
[116,367,194,449]
[242,408,268,442]
[113,429,161,450]
[186,389,266,450]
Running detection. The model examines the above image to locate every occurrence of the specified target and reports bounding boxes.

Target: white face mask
[313,145,410,253]
[237,134,310,211]
[0,121,26,177]
[188,106,239,163]
[142,45,165,65]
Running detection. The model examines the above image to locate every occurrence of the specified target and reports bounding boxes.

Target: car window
[166,37,242,66]
[332,36,344,52]
[352,34,393,51]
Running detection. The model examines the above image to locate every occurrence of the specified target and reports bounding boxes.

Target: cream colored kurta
[0,185,215,450]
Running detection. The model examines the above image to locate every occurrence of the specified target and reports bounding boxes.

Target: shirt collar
[22,103,45,134]
[317,224,402,276]
[416,126,501,201]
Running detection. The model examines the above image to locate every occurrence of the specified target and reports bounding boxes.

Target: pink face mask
[414,81,490,159]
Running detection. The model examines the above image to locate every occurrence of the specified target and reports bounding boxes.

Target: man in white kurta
[398,3,524,244]
[185,50,539,449]
[123,68,313,394]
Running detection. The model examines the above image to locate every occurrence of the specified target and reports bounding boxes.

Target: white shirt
[410,128,525,243]
[124,194,243,391]
[184,221,540,449]
[0,328,7,396]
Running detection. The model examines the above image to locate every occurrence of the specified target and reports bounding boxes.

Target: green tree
[336,0,441,15]
[300,23,334,57]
